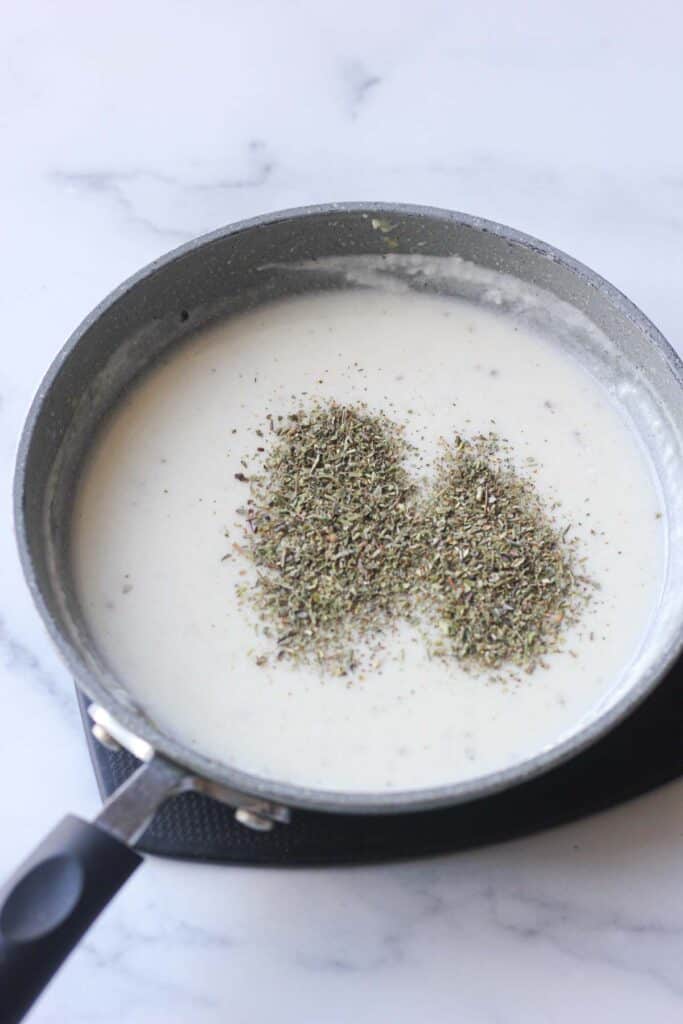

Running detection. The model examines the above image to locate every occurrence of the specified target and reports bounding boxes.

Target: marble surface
[2,1,683,1020]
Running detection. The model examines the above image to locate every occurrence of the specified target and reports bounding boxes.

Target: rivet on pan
[235,808,275,832]
[91,722,122,753]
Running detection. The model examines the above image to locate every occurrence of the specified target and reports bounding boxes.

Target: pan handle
[0,756,190,1024]
[0,816,141,1024]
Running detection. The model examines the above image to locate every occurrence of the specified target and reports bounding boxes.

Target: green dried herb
[417,434,589,671]
[239,401,419,675]
[236,404,590,676]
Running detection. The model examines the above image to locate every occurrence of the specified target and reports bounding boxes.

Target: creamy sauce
[72,288,664,791]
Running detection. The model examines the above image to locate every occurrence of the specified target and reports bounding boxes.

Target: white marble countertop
[3,2,683,1020]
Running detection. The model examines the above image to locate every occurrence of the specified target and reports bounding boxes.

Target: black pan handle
[0,752,191,1023]
[0,815,141,1024]
[0,736,289,1022]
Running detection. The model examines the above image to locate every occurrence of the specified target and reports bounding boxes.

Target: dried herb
[236,404,590,676]
[417,434,589,671]
[238,401,419,675]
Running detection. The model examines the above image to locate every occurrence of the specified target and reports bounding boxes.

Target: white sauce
[72,288,664,792]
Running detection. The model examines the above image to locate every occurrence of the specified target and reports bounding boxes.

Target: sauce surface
[72,288,664,791]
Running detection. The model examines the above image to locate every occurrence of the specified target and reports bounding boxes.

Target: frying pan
[3,204,683,1022]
